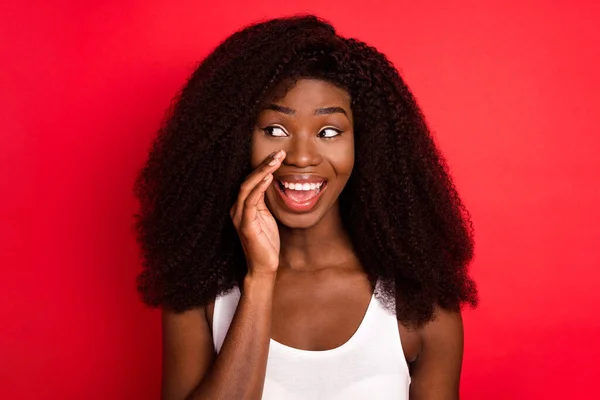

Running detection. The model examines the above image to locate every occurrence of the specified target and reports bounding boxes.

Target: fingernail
[268,150,283,165]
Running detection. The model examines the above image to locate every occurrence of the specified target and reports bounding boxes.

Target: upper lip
[275,174,328,184]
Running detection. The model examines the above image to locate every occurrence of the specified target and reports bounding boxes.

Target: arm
[409,306,464,400]
[162,150,286,400]
[162,273,275,400]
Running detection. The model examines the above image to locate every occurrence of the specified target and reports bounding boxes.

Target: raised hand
[230,150,285,276]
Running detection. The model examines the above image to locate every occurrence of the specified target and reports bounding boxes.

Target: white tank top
[212,281,411,399]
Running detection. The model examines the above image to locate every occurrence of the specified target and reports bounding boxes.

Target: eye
[318,127,342,138]
[262,125,288,137]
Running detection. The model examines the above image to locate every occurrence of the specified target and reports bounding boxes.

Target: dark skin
[161,79,464,400]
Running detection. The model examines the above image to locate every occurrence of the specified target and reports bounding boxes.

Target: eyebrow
[315,106,347,116]
[267,104,295,115]
[266,104,348,116]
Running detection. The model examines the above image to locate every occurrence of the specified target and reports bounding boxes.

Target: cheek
[250,130,278,169]
[330,140,355,177]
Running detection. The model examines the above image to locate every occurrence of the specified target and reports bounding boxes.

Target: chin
[273,211,324,229]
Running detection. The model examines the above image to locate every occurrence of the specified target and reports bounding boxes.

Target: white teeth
[280,181,324,191]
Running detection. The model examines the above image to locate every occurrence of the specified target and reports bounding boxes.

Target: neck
[278,204,357,272]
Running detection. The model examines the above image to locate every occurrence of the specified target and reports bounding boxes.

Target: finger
[238,150,284,201]
[241,173,273,227]
[234,149,285,221]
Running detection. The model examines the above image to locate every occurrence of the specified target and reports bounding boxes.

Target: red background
[1,0,599,398]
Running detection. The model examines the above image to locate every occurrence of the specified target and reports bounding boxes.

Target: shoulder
[161,296,217,349]
[161,306,216,400]
[421,305,464,346]
[407,305,464,400]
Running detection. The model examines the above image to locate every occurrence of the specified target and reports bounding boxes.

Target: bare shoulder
[408,305,464,400]
[421,305,464,345]
[162,305,205,329]
[161,306,216,400]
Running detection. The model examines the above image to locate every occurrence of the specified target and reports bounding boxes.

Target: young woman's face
[251,79,354,229]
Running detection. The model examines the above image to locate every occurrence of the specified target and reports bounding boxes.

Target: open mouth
[274,179,328,213]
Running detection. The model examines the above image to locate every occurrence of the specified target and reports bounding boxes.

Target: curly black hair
[133,14,478,328]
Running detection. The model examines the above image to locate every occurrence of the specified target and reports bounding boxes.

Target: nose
[283,133,322,168]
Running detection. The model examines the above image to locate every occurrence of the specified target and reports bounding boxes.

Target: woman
[134,15,478,400]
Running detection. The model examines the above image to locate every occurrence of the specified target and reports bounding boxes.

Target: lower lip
[274,182,328,213]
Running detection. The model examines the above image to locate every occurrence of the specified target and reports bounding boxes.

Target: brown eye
[318,127,342,138]
[262,125,288,137]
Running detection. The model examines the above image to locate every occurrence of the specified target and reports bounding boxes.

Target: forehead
[273,79,351,110]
